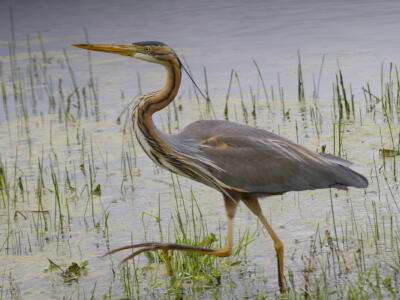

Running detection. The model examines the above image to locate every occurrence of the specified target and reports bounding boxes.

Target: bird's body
[74,41,368,294]
[168,119,367,195]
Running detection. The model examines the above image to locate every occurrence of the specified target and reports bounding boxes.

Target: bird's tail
[334,165,369,189]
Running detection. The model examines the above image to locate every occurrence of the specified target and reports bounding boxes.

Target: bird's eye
[144,46,151,53]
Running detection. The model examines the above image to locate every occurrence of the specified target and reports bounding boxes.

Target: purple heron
[74,42,368,293]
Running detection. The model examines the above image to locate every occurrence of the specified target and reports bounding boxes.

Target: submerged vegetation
[1,16,400,300]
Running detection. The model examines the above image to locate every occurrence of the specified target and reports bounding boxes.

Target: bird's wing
[196,135,338,194]
[172,120,367,195]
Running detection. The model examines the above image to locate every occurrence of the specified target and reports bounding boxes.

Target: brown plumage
[74,41,368,294]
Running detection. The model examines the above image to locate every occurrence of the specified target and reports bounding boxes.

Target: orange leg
[242,196,286,294]
[107,193,239,270]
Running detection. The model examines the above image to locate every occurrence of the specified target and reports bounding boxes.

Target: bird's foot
[105,241,233,275]
[105,242,175,275]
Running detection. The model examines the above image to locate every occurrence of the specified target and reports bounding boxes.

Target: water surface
[0,0,400,298]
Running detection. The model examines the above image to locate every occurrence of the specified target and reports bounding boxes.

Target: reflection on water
[0,0,400,298]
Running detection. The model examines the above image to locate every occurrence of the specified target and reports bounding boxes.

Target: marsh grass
[1,24,400,299]
[297,51,305,102]
[115,175,256,299]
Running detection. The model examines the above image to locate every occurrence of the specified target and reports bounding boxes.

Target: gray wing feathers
[172,120,368,194]
[319,153,353,167]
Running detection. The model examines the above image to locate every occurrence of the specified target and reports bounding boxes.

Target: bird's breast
[132,115,188,177]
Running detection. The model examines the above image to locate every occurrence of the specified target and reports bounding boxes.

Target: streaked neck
[143,57,181,115]
[133,56,181,154]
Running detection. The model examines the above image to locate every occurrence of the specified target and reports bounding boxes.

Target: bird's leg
[162,249,173,276]
[242,197,286,294]
[106,192,240,270]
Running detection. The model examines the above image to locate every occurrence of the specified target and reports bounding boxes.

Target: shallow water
[2,0,400,104]
[1,0,400,298]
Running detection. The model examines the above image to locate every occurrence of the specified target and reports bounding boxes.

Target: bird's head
[73,41,179,66]
[73,41,209,100]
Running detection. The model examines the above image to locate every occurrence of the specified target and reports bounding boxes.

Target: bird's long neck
[133,57,181,156]
[143,58,182,115]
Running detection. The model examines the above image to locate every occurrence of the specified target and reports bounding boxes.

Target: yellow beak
[73,44,137,56]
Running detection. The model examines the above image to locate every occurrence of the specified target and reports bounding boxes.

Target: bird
[73,41,368,293]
